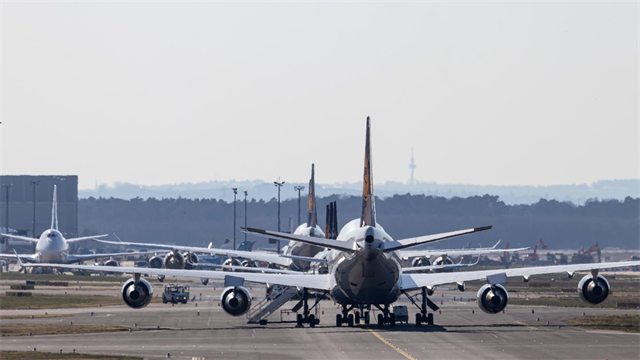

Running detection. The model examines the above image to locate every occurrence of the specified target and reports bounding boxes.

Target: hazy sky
[1,1,638,190]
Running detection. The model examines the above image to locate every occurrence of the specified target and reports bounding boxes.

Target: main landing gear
[372,304,396,327]
[336,305,371,327]
[294,288,320,328]
[404,287,438,326]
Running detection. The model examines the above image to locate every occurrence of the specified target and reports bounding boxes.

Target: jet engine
[201,278,209,286]
[104,259,119,267]
[163,251,186,269]
[477,284,508,314]
[242,260,257,267]
[148,256,164,269]
[411,257,431,267]
[121,278,153,309]
[578,274,610,305]
[433,256,454,266]
[183,252,199,270]
[223,258,243,268]
[220,286,252,316]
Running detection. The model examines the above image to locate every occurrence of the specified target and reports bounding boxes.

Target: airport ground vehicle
[162,284,189,304]
[392,305,409,324]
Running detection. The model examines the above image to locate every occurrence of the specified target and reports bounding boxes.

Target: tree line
[78,194,639,251]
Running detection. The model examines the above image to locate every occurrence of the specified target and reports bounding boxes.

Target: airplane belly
[333,252,400,304]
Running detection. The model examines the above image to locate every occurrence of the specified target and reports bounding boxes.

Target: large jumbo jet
[23,118,640,329]
[91,164,326,272]
[0,186,135,266]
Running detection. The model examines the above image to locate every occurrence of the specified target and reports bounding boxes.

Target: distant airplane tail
[360,117,376,227]
[307,164,317,227]
[51,185,58,230]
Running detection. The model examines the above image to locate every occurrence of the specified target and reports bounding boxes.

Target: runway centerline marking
[366,328,416,360]
[514,320,537,331]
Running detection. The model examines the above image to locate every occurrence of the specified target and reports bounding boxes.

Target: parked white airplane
[92,164,327,273]
[402,240,529,267]
[0,186,132,266]
[23,118,640,329]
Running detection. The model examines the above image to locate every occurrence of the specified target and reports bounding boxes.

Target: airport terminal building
[0,175,78,238]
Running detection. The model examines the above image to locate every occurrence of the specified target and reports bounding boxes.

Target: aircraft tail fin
[307,164,317,227]
[51,185,58,230]
[360,116,376,227]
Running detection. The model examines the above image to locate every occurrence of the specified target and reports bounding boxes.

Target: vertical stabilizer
[51,185,59,230]
[307,164,317,227]
[360,117,376,227]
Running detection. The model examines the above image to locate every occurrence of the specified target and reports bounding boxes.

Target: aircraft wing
[21,262,332,291]
[399,261,640,291]
[65,251,157,264]
[202,264,303,274]
[381,226,493,252]
[0,234,39,244]
[402,258,480,273]
[0,252,39,263]
[93,239,292,267]
[399,246,529,259]
[243,227,356,252]
[66,234,110,244]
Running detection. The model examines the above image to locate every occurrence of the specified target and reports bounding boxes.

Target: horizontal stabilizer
[382,226,493,252]
[243,227,356,252]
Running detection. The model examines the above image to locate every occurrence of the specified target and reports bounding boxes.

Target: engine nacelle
[412,257,431,267]
[183,252,199,270]
[201,278,209,286]
[578,274,610,305]
[104,260,119,267]
[242,260,257,267]
[433,256,454,266]
[220,286,252,316]
[457,282,466,292]
[164,251,186,269]
[477,284,508,314]
[148,256,164,269]
[121,278,153,309]
[223,258,243,269]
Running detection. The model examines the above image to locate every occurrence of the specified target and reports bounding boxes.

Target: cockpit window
[47,233,56,238]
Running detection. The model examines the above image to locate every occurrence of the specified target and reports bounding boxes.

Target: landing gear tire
[427,313,434,325]
[355,311,361,325]
[309,315,316,328]
[377,314,384,327]
[390,313,396,327]
[259,319,268,325]
[415,313,422,326]
[347,314,354,327]
[297,314,303,327]
[364,311,370,325]
[336,314,342,327]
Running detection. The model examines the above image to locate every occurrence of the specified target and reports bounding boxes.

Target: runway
[2,293,638,360]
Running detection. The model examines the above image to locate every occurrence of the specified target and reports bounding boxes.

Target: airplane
[401,240,529,267]
[0,186,137,267]
[90,164,327,273]
[22,117,640,329]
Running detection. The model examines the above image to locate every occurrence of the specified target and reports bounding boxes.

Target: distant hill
[78,194,639,251]
[79,179,640,205]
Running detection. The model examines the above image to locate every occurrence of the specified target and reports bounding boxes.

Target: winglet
[51,185,59,230]
[307,164,317,227]
[360,116,376,227]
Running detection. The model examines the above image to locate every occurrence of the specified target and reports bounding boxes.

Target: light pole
[243,191,248,245]
[294,186,305,226]
[232,188,238,251]
[29,179,40,237]
[273,178,285,254]
[1,183,13,252]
